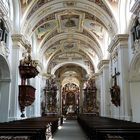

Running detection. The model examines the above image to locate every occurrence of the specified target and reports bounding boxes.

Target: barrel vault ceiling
[19,0,118,87]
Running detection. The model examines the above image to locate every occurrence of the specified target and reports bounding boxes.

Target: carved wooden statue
[42,77,58,115]
[18,47,39,117]
[83,79,98,114]
[110,68,120,107]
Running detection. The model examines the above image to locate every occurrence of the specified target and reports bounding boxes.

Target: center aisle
[53,119,88,140]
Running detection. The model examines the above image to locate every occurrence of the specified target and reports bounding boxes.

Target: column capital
[97,59,109,70]
[11,34,30,49]
[108,34,129,53]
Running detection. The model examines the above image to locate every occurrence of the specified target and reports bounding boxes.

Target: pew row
[77,115,140,140]
[0,116,60,140]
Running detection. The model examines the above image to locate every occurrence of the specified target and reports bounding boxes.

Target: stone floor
[53,119,88,140]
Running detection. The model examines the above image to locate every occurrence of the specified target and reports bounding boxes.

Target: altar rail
[0,116,59,140]
[78,114,140,140]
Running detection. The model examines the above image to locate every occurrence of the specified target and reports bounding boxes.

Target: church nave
[53,119,87,140]
[1,0,140,139]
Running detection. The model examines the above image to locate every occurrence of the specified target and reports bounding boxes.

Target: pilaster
[26,75,42,118]
[8,34,30,120]
[56,78,61,115]
[97,60,110,117]
[108,34,131,120]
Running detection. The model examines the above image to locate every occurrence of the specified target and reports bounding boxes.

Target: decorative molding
[130,0,140,17]
[0,78,11,82]
[11,34,30,49]
[0,41,9,58]
[108,34,129,53]
[0,0,8,17]
[97,60,109,70]
[55,10,85,33]
[129,73,140,82]
[132,39,140,54]
[92,73,100,79]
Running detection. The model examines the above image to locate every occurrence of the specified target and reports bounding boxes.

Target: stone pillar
[34,75,41,117]
[0,44,10,122]
[56,79,61,115]
[98,60,110,117]
[108,34,131,120]
[79,80,85,114]
[9,34,29,120]
[94,73,100,115]
[44,76,58,115]
[26,75,41,117]
[0,78,11,122]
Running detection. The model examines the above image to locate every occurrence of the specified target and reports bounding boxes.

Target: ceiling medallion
[65,17,76,27]
[64,1,76,7]
[56,10,85,33]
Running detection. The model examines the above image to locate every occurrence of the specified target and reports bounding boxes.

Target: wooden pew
[0,116,59,140]
[78,114,140,140]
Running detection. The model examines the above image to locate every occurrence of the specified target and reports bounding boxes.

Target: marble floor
[53,119,88,140]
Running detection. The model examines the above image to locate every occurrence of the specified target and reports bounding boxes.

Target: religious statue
[83,79,97,113]
[18,46,39,117]
[131,19,140,42]
[43,77,58,114]
[110,68,120,107]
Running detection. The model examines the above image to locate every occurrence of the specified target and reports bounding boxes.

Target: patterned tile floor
[53,119,88,140]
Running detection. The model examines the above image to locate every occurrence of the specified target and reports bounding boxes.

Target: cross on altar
[112,68,120,85]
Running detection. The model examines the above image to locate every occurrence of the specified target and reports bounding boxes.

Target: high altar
[62,83,80,117]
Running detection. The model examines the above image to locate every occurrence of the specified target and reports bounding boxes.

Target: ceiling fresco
[19,0,118,85]
[35,20,57,40]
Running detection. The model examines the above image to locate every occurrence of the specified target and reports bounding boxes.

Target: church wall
[108,34,131,120]
[129,52,140,122]
[118,44,131,120]
[0,0,139,122]
[127,0,140,122]
[57,79,61,115]
[97,60,110,117]
[0,54,11,122]
[26,76,42,118]
[109,58,119,119]
[94,74,100,115]
[9,43,24,121]
[0,82,10,122]
[130,82,140,122]
[40,77,47,115]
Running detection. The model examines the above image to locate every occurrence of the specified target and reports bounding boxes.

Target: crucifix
[110,68,120,107]
[112,68,120,86]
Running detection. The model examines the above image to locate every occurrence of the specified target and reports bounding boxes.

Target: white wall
[130,82,140,122]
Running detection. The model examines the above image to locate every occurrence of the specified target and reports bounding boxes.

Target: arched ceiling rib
[40,31,103,59]
[53,63,88,79]
[19,0,119,76]
[22,1,117,36]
